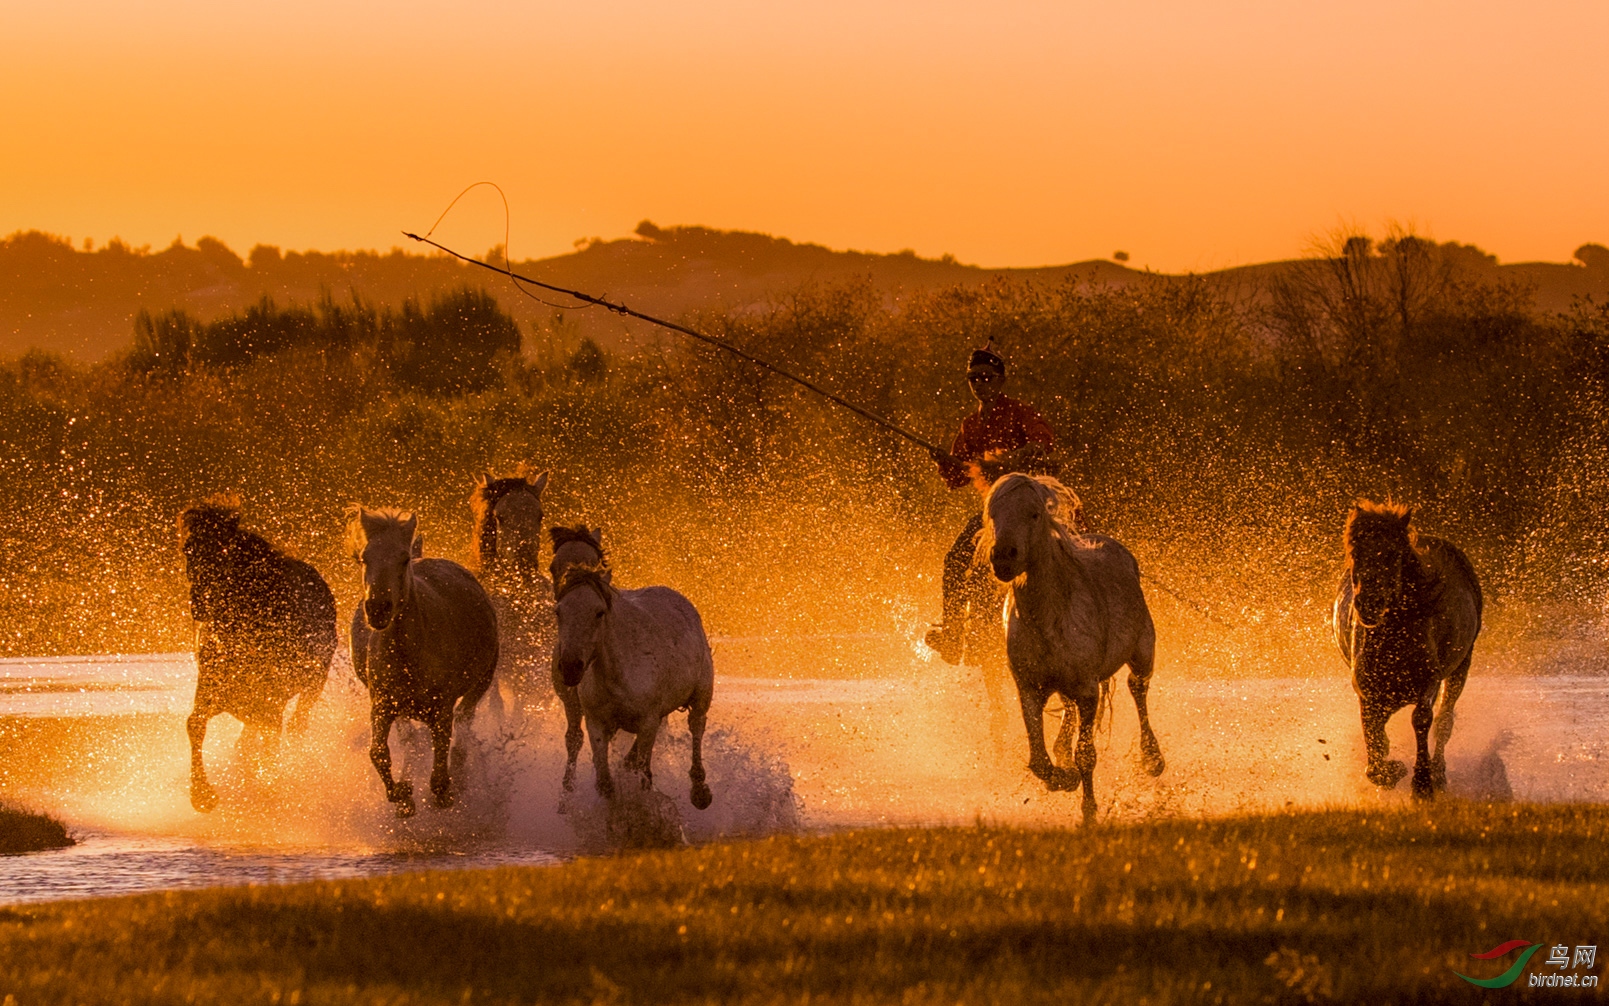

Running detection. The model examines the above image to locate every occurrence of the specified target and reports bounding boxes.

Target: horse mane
[550,524,603,553]
[344,504,420,559]
[470,474,538,569]
[976,473,1088,573]
[178,497,288,579]
[555,561,615,606]
[1345,498,1436,599]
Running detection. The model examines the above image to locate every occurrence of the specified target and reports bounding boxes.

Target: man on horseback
[924,345,1057,663]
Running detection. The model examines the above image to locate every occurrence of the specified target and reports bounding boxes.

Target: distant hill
[3,222,1605,360]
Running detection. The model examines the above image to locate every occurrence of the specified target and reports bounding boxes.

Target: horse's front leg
[623,717,662,790]
[1410,689,1437,800]
[1073,694,1100,823]
[187,704,218,812]
[1018,679,1074,790]
[554,673,585,794]
[369,707,414,817]
[1360,698,1407,789]
[588,719,618,800]
[429,709,455,809]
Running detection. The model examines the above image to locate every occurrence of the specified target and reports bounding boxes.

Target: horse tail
[1098,677,1115,738]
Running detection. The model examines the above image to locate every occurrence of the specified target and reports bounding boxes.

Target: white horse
[982,473,1165,822]
[552,562,714,809]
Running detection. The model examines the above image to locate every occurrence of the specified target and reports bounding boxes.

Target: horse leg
[369,708,414,817]
[1051,697,1075,769]
[288,662,327,734]
[1127,633,1165,777]
[688,688,713,810]
[1432,655,1471,793]
[1073,694,1100,824]
[556,680,585,794]
[187,705,218,812]
[1410,689,1437,800]
[1360,699,1407,789]
[429,709,455,809]
[623,717,662,791]
[588,720,618,800]
[1019,681,1076,791]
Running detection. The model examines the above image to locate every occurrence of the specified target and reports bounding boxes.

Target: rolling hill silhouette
[3,222,1605,359]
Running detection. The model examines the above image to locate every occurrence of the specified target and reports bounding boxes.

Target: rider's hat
[968,344,1005,373]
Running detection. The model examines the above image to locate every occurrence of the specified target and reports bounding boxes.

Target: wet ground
[1,647,1605,904]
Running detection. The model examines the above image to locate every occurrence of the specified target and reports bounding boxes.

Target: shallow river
[1,647,1605,904]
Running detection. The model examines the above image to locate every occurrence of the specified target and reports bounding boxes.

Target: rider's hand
[929,447,953,466]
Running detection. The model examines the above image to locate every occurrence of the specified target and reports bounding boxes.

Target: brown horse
[470,470,553,699]
[179,501,336,812]
[548,524,604,794]
[1334,501,1482,799]
[348,507,500,817]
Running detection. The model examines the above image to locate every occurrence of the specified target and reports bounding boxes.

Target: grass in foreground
[0,804,72,855]
[1,803,1605,1004]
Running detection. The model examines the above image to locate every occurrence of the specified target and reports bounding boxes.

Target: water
[2,646,1606,905]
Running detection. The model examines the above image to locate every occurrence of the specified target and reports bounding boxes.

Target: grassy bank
[1,804,1604,1004]
[0,804,72,855]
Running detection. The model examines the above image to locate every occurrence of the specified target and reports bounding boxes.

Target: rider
[924,345,1056,664]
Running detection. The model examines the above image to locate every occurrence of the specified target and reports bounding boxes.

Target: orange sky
[2,1,1605,272]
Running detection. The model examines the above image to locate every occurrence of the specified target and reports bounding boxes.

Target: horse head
[472,470,549,574]
[348,505,422,630]
[552,563,614,687]
[1345,500,1416,629]
[177,498,244,622]
[983,474,1082,583]
[549,523,604,587]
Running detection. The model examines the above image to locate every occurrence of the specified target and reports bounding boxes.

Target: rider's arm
[933,427,973,489]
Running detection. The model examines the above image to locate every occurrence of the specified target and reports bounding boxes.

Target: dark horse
[179,501,337,812]
[348,507,500,817]
[1334,501,1482,799]
[469,470,554,700]
[549,524,605,795]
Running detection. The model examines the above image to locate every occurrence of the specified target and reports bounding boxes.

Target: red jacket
[937,395,1056,490]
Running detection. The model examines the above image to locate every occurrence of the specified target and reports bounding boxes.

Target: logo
[1455,941,1598,989]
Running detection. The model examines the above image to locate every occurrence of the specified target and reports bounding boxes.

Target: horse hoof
[389,780,413,805]
[1142,750,1166,778]
[690,781,713,810]
[1368,760,1408,789]
[1047,768,1080,792]
[434,791,454,810]
[395,798,416,819]
[191,784,218,813]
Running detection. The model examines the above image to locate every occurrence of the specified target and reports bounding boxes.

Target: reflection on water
[1,649,1607,905]
[0,833,559,905]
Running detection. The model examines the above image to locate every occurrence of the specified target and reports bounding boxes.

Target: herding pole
[402,231,953,458]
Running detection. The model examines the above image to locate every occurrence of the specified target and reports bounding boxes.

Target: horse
[981,473,1165,822]
[178,501,336,812]
[347,507,500,817]
[548,524,605,794]
[552,561,714,810]
[1334,500,1482,799]
[469,470,554,699]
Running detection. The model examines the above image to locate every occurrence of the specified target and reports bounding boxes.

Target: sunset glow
[3,1,1605,270]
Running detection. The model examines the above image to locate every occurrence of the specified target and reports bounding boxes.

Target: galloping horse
[348,507,499,817]
[548,524,604,794]
[982,474,1165,822]
[178,501,336,812]
[552,560,715,810]
[469,470,554,699]
[1334,500,1482,799]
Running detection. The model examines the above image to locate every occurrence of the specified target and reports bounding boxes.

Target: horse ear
[531,470,549,496]
[1399,507,1414,528]
[411,534,424,560]
[589,526,603,548]
[600,568,613,587]
[478,472,492,488]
